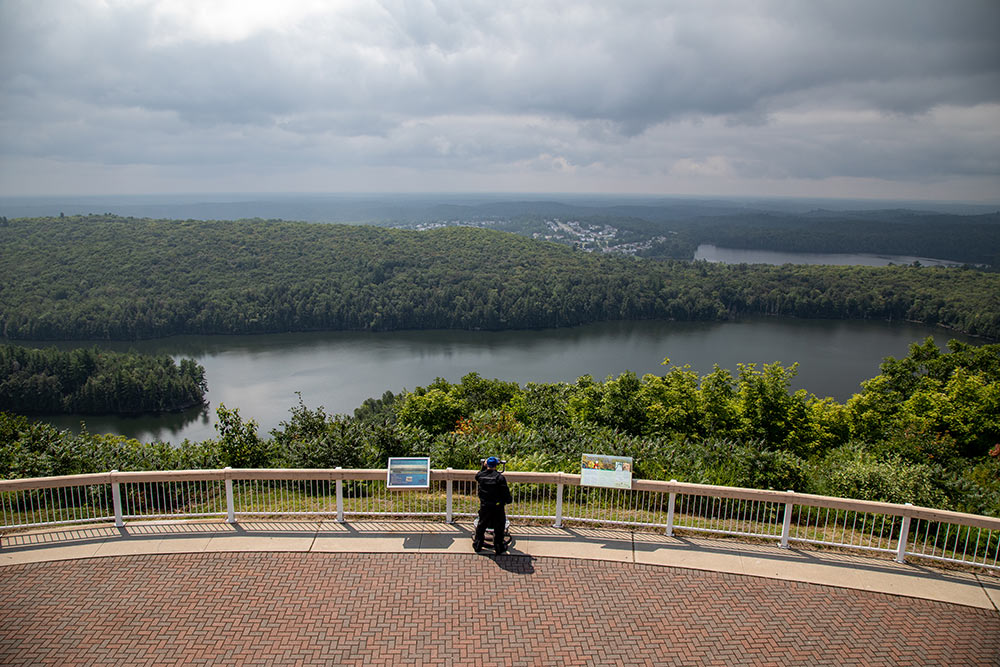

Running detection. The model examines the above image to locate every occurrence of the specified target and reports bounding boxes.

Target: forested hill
[1,215,998,341]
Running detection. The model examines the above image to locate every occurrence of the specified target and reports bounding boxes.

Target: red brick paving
[1,553,998,666]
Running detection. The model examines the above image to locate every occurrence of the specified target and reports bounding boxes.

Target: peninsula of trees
[1,215,998,341]
[0,345,207,415]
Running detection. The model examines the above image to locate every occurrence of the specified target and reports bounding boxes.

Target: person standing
[473,456,513,555]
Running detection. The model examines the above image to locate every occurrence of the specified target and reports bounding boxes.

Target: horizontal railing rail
[2,468,998,571]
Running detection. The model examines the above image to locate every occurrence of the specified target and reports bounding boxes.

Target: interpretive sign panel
[580,454,633,489]
[387,457,431,489]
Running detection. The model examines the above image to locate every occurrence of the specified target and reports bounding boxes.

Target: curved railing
[1,467,998,571]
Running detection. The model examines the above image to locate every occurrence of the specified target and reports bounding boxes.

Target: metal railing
[2,468,998,572]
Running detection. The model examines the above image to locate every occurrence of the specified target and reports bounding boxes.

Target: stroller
[472,458,513,551]
[472,516,513,550]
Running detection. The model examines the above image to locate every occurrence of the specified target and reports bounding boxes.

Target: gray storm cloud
[1,0,998,198]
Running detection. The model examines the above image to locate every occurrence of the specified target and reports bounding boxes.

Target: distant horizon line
[2,191,999,206]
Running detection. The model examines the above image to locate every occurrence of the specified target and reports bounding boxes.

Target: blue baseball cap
[486,456,499,466]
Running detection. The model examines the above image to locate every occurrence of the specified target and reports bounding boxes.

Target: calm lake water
[694,245,962,267]
[20,318,975,444]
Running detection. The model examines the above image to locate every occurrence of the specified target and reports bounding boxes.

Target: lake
[694,244,962,267]
[21,318,975,444]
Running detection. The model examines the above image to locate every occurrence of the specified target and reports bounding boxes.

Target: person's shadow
[489,552,535,574]
[480,538,534,574]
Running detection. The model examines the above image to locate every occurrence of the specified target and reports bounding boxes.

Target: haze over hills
[3,193,998,267]
[2,193,998,222]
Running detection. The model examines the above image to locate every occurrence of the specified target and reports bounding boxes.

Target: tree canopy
[0,345,206,415]
[1,215,998,340]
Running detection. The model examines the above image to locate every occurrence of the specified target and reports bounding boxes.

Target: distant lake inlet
[694,245,962,267]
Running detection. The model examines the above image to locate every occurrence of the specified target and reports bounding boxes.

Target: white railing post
[554,477,564,528]
[111,470,124,527]
[896,503,913,564]
[666,480,677,537]
[336,467,344,523]
[445,468,454,523]
[224,467,235,524]
[780,491,794,549]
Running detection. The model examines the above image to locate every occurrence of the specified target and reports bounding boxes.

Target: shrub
[215,404,269,468]
[815,444,950,507]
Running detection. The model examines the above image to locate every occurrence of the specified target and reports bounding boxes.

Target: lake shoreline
[2,311,995,346]
[693,243,968,268]
[12,318,980,444]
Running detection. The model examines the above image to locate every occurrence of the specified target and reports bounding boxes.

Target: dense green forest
[0,345,206,415]
[2,339,998,518]
[1,215,999,340]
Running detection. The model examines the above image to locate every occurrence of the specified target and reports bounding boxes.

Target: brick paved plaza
[1,552,998,666]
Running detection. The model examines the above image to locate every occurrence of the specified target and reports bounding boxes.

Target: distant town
[411,217,669,255]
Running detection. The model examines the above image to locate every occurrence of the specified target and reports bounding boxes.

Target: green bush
[215,404,269,468]
[396,387,466,435]
[815,444,950,507]
[644,438,809,491]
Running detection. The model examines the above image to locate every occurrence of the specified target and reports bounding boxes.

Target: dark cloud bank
[1,1,998,199]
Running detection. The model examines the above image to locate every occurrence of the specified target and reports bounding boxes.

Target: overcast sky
[1,0,998,201]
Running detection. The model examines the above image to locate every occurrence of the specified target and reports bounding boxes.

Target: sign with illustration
[580,454,633,489]
[387,457,431,489]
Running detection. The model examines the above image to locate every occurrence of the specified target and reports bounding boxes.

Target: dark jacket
[476,468,513,506]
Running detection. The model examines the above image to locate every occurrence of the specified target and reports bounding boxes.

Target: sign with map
[387,457,431,489]
[580,454,633,489]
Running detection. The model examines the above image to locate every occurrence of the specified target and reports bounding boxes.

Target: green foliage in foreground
[0,345,207,415]
[2,339,998,516]
[2,215,999,340]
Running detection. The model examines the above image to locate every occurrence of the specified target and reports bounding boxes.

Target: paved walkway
[2,521,999,665]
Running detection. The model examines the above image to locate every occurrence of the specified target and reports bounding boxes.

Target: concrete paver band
[1,552,998,666]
